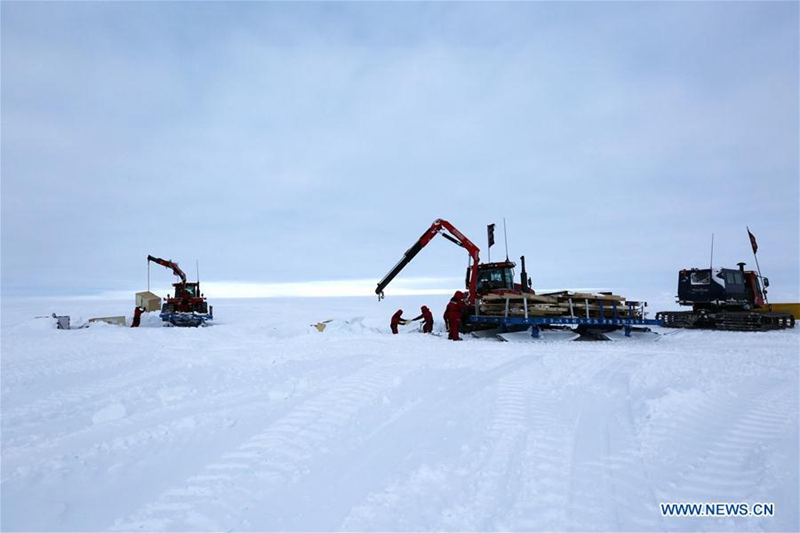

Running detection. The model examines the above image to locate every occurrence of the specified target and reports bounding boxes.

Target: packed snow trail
[1,297,797,531]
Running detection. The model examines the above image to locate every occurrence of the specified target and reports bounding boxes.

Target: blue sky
[2,2,798,301]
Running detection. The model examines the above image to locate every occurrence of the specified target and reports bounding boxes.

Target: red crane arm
[375,218,481,303]
[147,255,187,286]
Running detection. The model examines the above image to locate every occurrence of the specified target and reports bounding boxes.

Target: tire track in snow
[341,353,544,531]
[109,360,413,532]
[565,354,662,531]
[436,362,538,530]
[1,348,142,389]
[656,383,797,508]
[1,357,355,473]
[2,359,187,438]
[497,386,573,530]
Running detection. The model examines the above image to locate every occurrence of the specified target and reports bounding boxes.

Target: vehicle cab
[473,261,516,295]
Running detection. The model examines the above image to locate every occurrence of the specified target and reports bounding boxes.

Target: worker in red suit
[180,290,191,312]
[391,309,407,334]
[131,306,145,328]
[412,305,434,333]
[444,291,468,341]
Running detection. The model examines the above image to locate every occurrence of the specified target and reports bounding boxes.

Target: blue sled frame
[159,310,214,328]
[469,315,663,338]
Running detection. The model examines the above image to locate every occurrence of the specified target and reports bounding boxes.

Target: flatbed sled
[469,290,662,341]
[375,218,661,341]
[159,307,213,327]
[470,311,662,341]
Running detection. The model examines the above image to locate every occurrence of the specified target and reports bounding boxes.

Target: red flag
[747,228,758,254]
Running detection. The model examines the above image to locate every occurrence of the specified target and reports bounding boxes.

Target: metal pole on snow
[709,233,714,271]
[503,218,509,261]
[747,227,768,305]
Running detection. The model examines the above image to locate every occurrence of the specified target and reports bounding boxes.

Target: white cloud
[2,2,797,301]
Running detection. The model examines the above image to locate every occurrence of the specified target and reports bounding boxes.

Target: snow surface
[1,296,798,532]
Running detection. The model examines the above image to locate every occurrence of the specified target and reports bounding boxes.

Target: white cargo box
[135,291,161,312]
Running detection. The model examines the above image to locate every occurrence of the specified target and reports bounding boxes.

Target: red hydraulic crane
[375,219,484,304]
[147,255,187,291]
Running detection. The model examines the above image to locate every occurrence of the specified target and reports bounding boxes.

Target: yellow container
[756,303,800,319]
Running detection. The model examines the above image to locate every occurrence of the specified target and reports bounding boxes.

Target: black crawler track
[656,310,795,331]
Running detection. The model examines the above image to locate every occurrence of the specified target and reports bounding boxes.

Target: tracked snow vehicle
[656,263,794,331]
[376,219,660,340]
[147,255,213,327]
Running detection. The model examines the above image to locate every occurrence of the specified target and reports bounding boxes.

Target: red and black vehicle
[147,255,213,327]
[657,262,794,331]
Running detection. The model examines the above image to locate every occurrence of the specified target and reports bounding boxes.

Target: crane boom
[376,219,481,303]
[147,255,187,286]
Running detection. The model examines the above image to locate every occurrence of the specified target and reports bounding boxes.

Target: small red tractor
[147,255,213,327]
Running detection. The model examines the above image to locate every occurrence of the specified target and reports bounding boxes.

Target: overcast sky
[2,2,798,302]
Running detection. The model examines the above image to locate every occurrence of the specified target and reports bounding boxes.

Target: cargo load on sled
[375,218,660,341]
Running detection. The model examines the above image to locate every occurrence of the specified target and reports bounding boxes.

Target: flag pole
[503,218,509,262]
[487,223,496,263]
[747,226,768,305]
[709,233,714,271]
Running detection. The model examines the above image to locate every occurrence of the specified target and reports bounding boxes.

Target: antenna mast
[503,218,509,261]
[747,226,767,305]
[709,233,714,271]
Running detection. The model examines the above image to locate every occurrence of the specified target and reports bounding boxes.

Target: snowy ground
[1,295,798,532]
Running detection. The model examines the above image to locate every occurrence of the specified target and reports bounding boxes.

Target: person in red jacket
[412,305,434,333]
[131,306,145,328]
[390,309,406,334]
[444,291,467,340]
[180,289,191,312]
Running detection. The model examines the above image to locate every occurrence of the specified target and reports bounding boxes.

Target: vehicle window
[690,271,711,285]
[478,268,515,290]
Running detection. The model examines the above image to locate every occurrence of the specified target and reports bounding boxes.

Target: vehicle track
[436,361,541,531]
[2,358,188,442]
[496,385,572,530]
[1,347,143,389]
[110,359,416,531]
[340,353,544,531]
[1,356,360,474]
[565,353,661,531]
[654,382,797,531]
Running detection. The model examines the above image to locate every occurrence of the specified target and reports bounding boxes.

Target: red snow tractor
[147,255,213,327]
[375,219,658,340]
